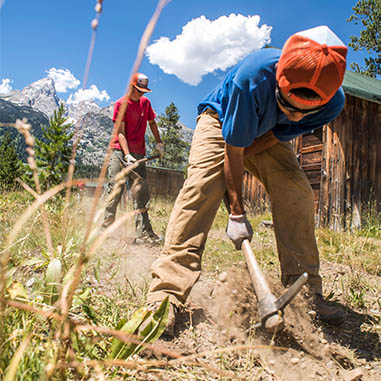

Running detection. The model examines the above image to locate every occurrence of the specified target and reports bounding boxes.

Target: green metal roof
[342,71,381,104]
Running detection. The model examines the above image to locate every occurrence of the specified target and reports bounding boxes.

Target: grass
[1,190,380,379]
[316,228,381,276]
[203,208,278,274]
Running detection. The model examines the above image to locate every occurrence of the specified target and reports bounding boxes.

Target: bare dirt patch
[94,224,381,380]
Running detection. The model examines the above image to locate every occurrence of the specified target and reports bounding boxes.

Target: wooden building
[244,71,381,230]
[84,166,185,200]
[145,166,184,198]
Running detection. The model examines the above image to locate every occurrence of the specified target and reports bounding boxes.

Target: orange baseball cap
[276,26,347,106]
[131,73,151,93]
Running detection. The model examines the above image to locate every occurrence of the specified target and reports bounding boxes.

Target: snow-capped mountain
[0,77,193,168]
[0,90,31,107]
[1,78,61,118]
[179,122,194,145]
[68,100,101,122]
[0,78,115,167]
[0,98,49,160]
[99,103,114,119]
[74,111,114,168]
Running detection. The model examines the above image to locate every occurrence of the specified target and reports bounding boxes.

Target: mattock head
[240,239,309,332]
[263,312,284,331]
[257,273,309,331]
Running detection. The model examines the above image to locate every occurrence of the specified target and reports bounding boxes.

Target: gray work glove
[124,153,137,165]
[226,213,253,250]
[155,143,165,159]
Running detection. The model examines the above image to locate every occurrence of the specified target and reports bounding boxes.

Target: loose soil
[94,223,381,380]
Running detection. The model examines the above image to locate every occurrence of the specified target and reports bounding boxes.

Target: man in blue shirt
[146,26,348,337]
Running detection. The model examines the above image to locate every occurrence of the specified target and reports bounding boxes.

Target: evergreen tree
[31,103,74,190]
[347,0,380,77]
[148,102,190,170]
[0,132,23,190]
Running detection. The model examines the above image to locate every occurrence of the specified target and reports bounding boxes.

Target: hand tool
[116,153,160,167]
[117,153,161,198]
[242,239,308,330]
[223,192,308,331]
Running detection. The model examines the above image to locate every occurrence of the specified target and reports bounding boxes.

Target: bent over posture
[147,26,348,335]
[103,73,163,244]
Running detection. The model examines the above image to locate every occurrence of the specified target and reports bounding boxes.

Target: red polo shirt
[112,95,156,155]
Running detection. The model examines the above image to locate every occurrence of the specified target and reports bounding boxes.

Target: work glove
[155,143,165,159]
[226,213,253,250]
[124,153,136,165]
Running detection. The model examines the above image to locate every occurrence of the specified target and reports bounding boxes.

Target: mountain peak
[0,77,194,170]
[23,77,56,92]
[21,77,60,116]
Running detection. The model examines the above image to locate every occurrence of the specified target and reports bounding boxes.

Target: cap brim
[135,85,151,93]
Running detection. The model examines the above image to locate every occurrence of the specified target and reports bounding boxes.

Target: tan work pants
[148,112,322,307]
[103,150,154,237]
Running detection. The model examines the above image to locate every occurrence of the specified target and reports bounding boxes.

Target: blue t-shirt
[198,49,345,147]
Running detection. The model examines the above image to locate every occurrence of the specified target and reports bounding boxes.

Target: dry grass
[1,1,380,378]
[316,228,381,276]
[0,2,177,379]
[1,187,381,379]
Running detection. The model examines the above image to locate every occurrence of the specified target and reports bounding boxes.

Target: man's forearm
[116,121,129,156]
[149,120,162,143]
[118,133,129,155]
[224,144,245,215]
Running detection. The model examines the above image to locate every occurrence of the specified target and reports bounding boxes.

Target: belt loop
[203,108,219,119]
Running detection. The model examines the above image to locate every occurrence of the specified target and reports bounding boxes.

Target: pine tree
[148,102,190,170]
[32,103,74,190]
[347,0,380,77]
[0,132,23,190]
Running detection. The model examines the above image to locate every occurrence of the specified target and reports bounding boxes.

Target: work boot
[134,232,163,245]
[101,217,114,229]
[311,293,345,326]
[140,301,177,338]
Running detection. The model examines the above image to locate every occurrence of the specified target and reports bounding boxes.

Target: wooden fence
[84,166,185,200]
[145,166,184,198]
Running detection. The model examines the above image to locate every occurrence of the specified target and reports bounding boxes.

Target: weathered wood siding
[146,166,184,198]
[320,94,381,229]
[293,130,323,212]
[242,171,269,212]
[84,166,185,199]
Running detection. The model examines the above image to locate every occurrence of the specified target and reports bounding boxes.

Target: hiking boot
[141,301,177,338]
[101,217,115,230]
[134,232,163,245]
[311,293,345,326]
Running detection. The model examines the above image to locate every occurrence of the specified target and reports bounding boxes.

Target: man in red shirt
[102,73,164,244]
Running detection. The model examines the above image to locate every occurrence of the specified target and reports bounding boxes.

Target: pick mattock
[116,153,160,208]
[223,192,308,331]
[116,153,161,168]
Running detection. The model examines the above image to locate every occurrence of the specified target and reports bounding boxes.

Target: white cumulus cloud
[67,85,110,104]
[46,68,80,93]
[0,78,13,93]
[146,13,272,85]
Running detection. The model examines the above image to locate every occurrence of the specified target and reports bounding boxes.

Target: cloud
[67,85,110,104]
[146,13,272,85]
[0,78,13,93]
[46,68,80,93]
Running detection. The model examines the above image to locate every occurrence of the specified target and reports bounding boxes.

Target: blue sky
[0,0,368,129]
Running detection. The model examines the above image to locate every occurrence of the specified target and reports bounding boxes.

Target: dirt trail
[95,225,381,380]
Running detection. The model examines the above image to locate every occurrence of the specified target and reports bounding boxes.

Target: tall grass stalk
[0,1,179,378]
[1,0,380,378]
